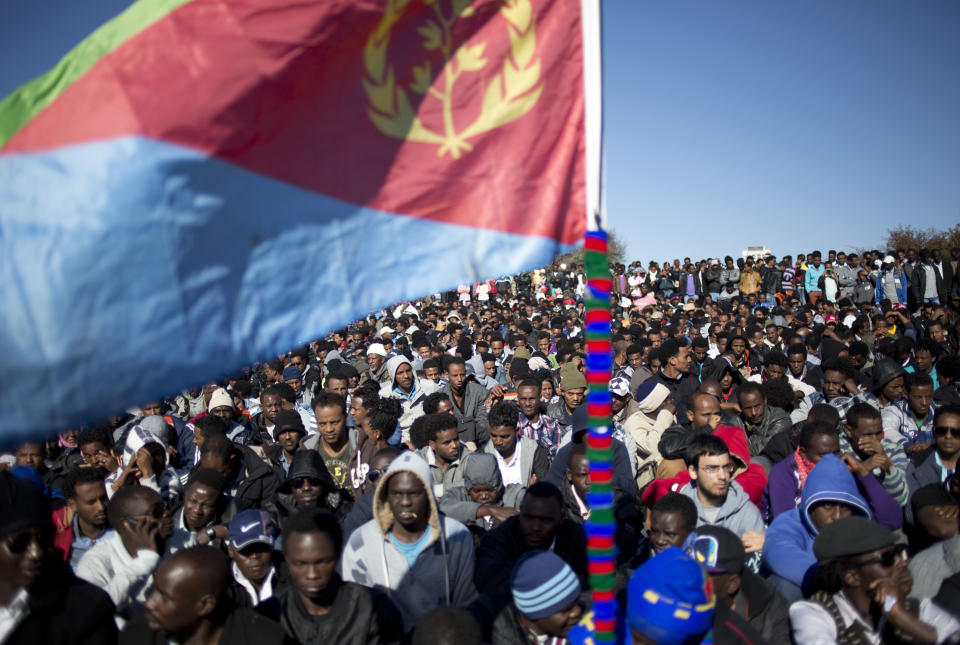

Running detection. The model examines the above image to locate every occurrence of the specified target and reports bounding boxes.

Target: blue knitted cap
[627,547,715,645]
[510,550,581,620]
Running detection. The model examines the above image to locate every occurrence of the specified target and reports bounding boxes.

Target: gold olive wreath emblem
[363,0,543,159]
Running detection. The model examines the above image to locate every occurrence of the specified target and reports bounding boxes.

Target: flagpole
[579,0,615,639]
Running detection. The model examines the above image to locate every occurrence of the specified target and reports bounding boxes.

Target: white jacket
[75,532,159,627]
[378,356,440,443]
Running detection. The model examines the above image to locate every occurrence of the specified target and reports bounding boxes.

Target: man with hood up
[277,450,353,523]
[341,451,477,634]
[761,452,873,601]
[379,355,440,445]
[437,452,524,534]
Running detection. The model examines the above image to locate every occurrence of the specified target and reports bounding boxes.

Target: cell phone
[125,517,140,529]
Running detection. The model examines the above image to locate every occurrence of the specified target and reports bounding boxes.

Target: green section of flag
[0,0,194,148]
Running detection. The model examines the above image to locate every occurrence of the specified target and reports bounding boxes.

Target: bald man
[76,486,173,625]
[120,546,285,645]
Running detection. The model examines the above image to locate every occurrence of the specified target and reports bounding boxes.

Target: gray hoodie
[417,443,472,499]
[438,452,526,526]
[679,480,764,536]
[340,451,477,633]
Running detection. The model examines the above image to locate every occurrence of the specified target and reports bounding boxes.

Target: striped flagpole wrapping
[583,229,616,641]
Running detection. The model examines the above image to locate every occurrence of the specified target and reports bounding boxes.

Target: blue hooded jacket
[761,454,871,591]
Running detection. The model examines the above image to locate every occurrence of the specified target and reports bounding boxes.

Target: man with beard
[678,435,764,540]
[736,382,792,456]
[547,364,587,434]
[0,472,117,645]
[257,510,386,644]
[304,393,354,492]
[341,452,476,633]
[122,546,285,645]
[55,467,112,570]
[516,378,562,459]
[790,517,959,643]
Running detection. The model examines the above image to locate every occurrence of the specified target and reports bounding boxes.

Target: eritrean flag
[0,0,600,440]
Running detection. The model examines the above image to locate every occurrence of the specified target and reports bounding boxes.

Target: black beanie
[0,471,51,539]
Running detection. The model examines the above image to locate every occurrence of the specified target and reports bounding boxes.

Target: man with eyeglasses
[76,486,173,627]
[0,472,118,645]
[907,405,960,508]
[678,435,764,543]
[790,516,960,644]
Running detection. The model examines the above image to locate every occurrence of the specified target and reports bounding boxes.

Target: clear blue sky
[3,1,959,263]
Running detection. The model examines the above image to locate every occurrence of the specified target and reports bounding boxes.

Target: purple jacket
[760,453,903,529]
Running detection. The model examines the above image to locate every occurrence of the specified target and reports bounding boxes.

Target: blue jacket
[762,454,871,591]
[804,263,825,292]
[874,269,908,305]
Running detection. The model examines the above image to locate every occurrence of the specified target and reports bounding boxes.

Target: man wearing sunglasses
[790,516,960,644]
[907,405,960,517]
[0,472,118,644]
[277,450,352,523]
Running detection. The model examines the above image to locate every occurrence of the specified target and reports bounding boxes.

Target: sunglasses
[853,545,907,569]
[935,426,960,439]
[291,477,322,489]
[4,527,53,554]
[367,469,383,483]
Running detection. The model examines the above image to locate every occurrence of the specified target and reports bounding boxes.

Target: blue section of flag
[0,136,575,442]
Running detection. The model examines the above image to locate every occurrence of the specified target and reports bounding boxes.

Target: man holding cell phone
[76,486,173,628]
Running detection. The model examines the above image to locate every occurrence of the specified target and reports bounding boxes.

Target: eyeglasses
[4,527,52,554]
[853,546,907,569]
[935,426,960,439]
[700,464,736,475]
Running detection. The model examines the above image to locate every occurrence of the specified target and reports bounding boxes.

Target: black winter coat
[475,516,588,595]
[6,570,117,645]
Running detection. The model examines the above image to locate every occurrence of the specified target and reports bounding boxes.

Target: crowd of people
[3,245,960,645]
